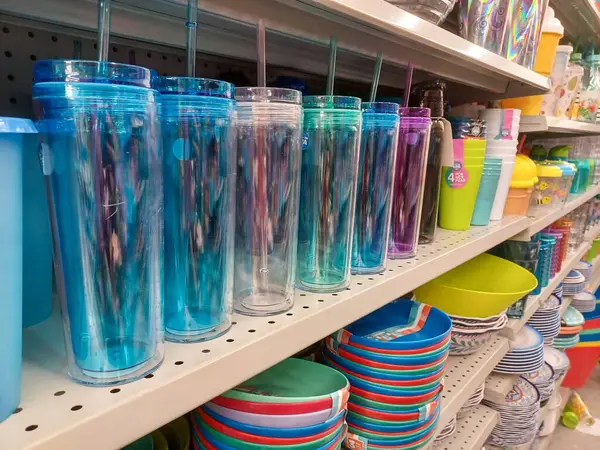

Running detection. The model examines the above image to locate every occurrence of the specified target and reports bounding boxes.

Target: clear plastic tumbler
[352,102,399,274]
[33,61,164,385]
[297,96,362,292]
[389,107,432,259]
[234,88,302,316]
[158,77,236,342]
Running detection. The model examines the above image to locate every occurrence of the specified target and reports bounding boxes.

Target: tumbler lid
[0,117,37,134]
[156,77,234,99]
[399,107,430,118]
[34,60,155,88]
[361,102,400,114]
[303,95,361,110]
[235,87,301,104]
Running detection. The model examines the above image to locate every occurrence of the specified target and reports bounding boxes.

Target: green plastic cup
[439,164,484,231]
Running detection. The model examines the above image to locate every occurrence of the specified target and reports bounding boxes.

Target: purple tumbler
[389,108,432,259]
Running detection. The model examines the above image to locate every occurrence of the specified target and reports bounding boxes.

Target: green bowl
[349,392,439,412]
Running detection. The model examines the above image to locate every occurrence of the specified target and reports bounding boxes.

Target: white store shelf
[485,373,518,404]
[0,0,549,96]
[512,186,600,242]
[584,222,600,241]
[551,0,600,45]
[433,405,499,450]
[0,218,525,450]
[501,242,591,340]
[435,337,511,440]
[519,115,600,136]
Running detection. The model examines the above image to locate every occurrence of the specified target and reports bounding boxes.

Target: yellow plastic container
[503,154,538,216]
[501,95,544,116]
[533,8,564,74]
[414,254,538,317]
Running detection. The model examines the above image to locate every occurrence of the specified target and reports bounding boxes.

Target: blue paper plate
[338,300,451,350]
[322,349,445,382]
[198,405,345,438]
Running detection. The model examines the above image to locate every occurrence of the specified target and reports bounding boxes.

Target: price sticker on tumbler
[445,139,469,188]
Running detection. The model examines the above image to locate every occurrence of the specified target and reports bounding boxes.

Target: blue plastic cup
[33,61,164,385]
[471,159,502,226]
[234,88,303,316]
[158,77,236,341]
[0,118,31,421]
[297,96,362,292]
[352,102,399,274]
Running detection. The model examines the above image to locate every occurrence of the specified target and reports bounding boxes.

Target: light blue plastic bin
[0,117,33,422]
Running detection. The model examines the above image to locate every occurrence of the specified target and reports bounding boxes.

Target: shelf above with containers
[519,115,600,136]
[0,0,549,96]
[551,0,600,44]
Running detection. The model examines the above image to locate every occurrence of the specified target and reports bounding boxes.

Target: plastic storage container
[530,162,563,216]
[504,154,537,216]
[297,96,361,292]
[352,102,399,274]
[0,118,33,422]
[389,107,432,257]
[33,60,164,385]
[540,45,574,116]
[235,88,303,313]
[533,7,564,75]
[549,161,576,204]
[158,77,236,340]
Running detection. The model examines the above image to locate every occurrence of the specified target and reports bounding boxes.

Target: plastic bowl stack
[571,291,596,313]
[527,294,561,344]
[521,362,555,404]
[494,326,545,374]
[196,359,350,450]
[544,345,570,380]
[575,261,593,282]
[562,270,586,296]
[322,300,451,450]
[483,377,541,447]
[384,0,457,25]
[448,312,508,355]
[553,305,585,350]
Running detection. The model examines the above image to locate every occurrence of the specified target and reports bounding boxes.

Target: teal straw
[369,52,383,102]
[326,37,337,95]
[96,0,111,61]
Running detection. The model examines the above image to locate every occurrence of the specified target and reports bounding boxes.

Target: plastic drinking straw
[257,20,266,87]
[73,40,82,59]
[326,37,337,95]
[369,52,383,102]
[96,0,111,61]
[186,0,198,77]
[403,63,414,107]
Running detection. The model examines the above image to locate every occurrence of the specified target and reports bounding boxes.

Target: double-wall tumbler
[297,96,362,292]
[234,88,302,316]
[33,61,164,385]
[389,108,432,259]
[352,102,399,274]
[159,78,236,342]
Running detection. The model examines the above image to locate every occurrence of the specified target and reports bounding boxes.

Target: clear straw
[186,0,198,77]
[96,0,111,61]
[403,63,414,107]
[326,36,337,95]
[369,52,383,102]
[256,20,266,87]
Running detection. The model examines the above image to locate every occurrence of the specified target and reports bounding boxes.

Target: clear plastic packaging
[158,77,236,341]
[234,88,302,315]
[33,60,164,385]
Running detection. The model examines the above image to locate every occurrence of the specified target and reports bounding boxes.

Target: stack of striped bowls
[322,299,452,450]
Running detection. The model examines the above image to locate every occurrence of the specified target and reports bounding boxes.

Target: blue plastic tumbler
[158,77,235,341]
[471,158,502,226]
[0,118,30,422]
[297,96,362,292]
[33,61,164,386]
[352,102,399,274]
[234,88,303,316]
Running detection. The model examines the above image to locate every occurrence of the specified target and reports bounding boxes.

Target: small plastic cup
[235,88,303,313]
[490,161,516,220]
[158,77,236,341]
[471,159,502,226]
[479,108,521,141]
[439,162,484,231]
[352,102,399,274]
[297,96,361,292]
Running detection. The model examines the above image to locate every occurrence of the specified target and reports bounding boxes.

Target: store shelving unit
[433,405,499,450]
[0,0,549,96]
[584,222,600,241]
[484,373,518,404]
[519,115,600,136]
[512,186,600,241]
[551,0,600,45]
[501,241,591,340]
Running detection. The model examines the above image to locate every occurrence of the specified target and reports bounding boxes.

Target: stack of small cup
[479,108,522,221]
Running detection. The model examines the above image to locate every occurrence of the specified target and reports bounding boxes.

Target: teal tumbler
[471,158,502,226]
[158,77,236,342]
[33,61,164,386]
[297,96,362,292]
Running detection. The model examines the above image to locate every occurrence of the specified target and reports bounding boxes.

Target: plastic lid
[303,95,361,110]
[33,60,154,88]
[536,162,562,177]
[399,107,430,117]
[531,145,548,160]
[557,45,574,54]
[562,411,579,429]
[0,117,37,134]
[548,145,571,160]
[235,87,301,104]
[571,53,583,63]
[155,77,234,98]
[550,161,577,176]
[510,154,538,188]
[542,7,564,36]
[361,102,400,114]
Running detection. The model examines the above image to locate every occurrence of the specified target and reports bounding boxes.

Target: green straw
[96,0,111,61]
[326,36,337,95]
[369,52,383,102]
[186,0,198,77]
